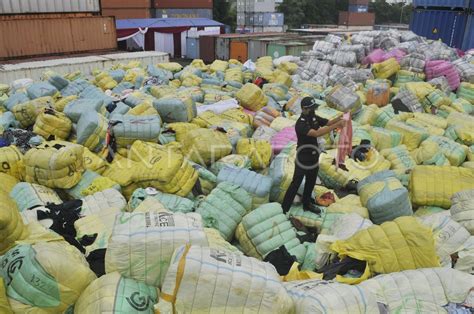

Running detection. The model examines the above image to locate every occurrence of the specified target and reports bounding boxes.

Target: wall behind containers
[102,8,151,19]
[413,0,471,9]
[154,0,213,9]
[0,17,117,60]
[153,8,212,19]
[410,9,468,49]
[0,0,100,14]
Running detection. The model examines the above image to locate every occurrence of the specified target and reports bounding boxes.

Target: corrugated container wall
[230,41,248,63]
[0,17,117,60]
[0,0,100,14]
[200,35,217,63]
[153,8,212,19]
[462,14,474,50]
[410,9,468,48]
[101,0,150,8]
[339,12,375,26]
[413,0,471,9]
[250,13,284,26]
[154,0,213,9]
[238,0,276,12]
[348,5,369,12]
[102,8,150,19]
[186,37,200,59]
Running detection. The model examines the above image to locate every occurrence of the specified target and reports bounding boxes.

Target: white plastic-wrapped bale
[450,189,474,235]
[155,245,294,314]
[10,182,62,212]
[105,211,208,287]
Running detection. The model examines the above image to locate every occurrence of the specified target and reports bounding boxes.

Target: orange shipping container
[0,17,117,60]
[0,13,95,21]
[101,0,151,9]
[102,8,151,19]
[339,11,375,26]
[154,0,213,9]
[230,41,248,63]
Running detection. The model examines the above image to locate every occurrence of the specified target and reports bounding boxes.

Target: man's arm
[326,115,343,126]
[307,120,344,138]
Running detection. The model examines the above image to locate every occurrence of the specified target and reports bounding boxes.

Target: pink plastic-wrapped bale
[271,126,297,155]
[425,60,460,90]
[382,48,407,63]
[362,49,385,65]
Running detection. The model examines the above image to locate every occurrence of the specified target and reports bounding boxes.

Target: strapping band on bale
[160,244,191,314]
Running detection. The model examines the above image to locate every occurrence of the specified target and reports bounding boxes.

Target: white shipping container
[245,0,276,13]
[0,0,100,14]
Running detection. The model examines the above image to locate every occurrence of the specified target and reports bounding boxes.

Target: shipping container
[463,14,474,50]
[413,0,471,9]
[248,36,292,61]
[237,12,245,26]
[0,0,100,14]
[339,12,375,26]
[215,33,286,60]
[349,0,369,5]
[0,16,117,60]
[153,8,212,19]
[154,0,213,9]
[410,9,468,48]
[250,12,284,26]
[0,13,95,20]
[238,0,276,12]
[200,35,217,63]
[101,0,150,8]
[230,40,248,63]
[186,37,200,59]
[348,5,369,13]
[102,8,151,19]
[249,26,285,33]
[267,41,312,59]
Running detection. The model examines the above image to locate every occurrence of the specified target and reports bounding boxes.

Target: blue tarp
[116,18,224,30]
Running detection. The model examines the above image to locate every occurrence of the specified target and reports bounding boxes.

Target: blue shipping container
[186,37,200,59]
[410,9,468,49]
[413,0,471,9]
[348,4,368,12]
[462,14,474,50]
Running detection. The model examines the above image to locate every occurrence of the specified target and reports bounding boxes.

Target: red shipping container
[101,0,151,9]
[154,0,213,9]
[339,11,375,26]
[102,8,151,19]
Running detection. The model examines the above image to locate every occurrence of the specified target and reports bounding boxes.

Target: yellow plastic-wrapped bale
[326,194,369,219]
[410,141,450,166]
[381,145,417,173]
[23,142,84,189]
[0,146,24,180]
[236,138,272,170]
[0,190,28,254]
[372,58,400,79]
[0,278,12,314]
[0,173,18,195]
[209,60,228,72]
[330,216,439,284]
[157,62,183,72]
[410,166,474,208]
[1,241,96,313]
[385,120,428,151]
[405,117,445,136]
[270,117,296,132]
[33,108,72,140]
[235,83,268,112]
[73,272,158,314]
[369,126,402,151]
[127,101,159,116]
[12,96,54,127]
[220,108,253,125]
[272,69,293,87]
[94,72,117,90]
[182,128,233,165]
[54,95,77,112]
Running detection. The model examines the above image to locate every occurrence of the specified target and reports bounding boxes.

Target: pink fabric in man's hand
[336,112,353,169]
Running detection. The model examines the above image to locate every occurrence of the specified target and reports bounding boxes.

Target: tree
[214,0,236,31]
[369,0,413,24]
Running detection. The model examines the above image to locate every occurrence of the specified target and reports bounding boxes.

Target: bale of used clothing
[410,166,474,208]
[450,189,474,234]
[217,166,272,209]
[10,182,62,212]
[73,272,158,313]
[66,169,120,199]
[63,98,104,123]
[105,211,208,287]
[195,182,252,241]
[153,96,196,123]
[0,242,96,313]
[155,245,293,314]
[33,108,72,140]
[372,58,400,79]
[330,216,439,284]
[128,188,194,213]
[410,141,449,166]
[235,83,268,112]
[235,203,307,263]
[23,142,84,189]
[325,85,361,113]
[76,111,108,152]
[182,128,233,166]
[357,170,413,224]
[359,268,473,313]
[0,145,25,180]
[0,190,28,254]
[110,114,161,149]
[236,138,272,170]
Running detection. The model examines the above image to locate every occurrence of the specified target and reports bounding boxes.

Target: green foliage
[369,0,413,24]
[214,0,237,31]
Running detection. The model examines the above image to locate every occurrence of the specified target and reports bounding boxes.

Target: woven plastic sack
[410,166,474,208]
[105,211,208,287]
[10,182,62,212]
[155,245,293,314]
[182,128,232,165]
[326,85,361,113]
[33,108,72,140]
[236,138,272,170]
[0,145,25,180]
[235,83,268,111]
[23,142,84,189]
[235,203,307,263]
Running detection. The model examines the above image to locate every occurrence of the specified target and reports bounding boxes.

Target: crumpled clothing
[2,128,44,153]
[443,303,472,314]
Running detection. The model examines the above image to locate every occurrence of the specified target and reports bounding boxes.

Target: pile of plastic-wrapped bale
[0,28,473,313]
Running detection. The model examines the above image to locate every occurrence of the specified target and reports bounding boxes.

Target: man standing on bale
[282,97,345,214]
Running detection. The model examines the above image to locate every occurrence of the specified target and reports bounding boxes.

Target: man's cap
[301,97,318,109]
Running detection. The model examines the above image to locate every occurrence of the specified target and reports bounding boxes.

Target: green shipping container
[266,41,313,59]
